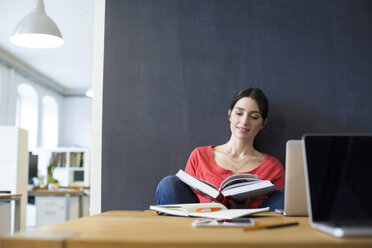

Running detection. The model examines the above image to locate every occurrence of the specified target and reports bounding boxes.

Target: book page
[222,180,258,190]
[176,170,220,198]
[222,181,276,202]
[220,173,258,189]
[149,203,227,217]
[150,203,269,219]
[149,205,189,217]
[189,207,270,220]
[179,202,226,212]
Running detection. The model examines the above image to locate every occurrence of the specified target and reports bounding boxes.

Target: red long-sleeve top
[185,145,285,208]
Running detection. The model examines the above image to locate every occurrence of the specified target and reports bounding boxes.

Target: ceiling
[0,0,94,96]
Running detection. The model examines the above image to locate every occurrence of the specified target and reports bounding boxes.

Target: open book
[149,203,270,220]
[176,169,276,205]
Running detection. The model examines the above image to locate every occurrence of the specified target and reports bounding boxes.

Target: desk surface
[0,194,22,199]
[2,210,372,248]
[29,189,84,195]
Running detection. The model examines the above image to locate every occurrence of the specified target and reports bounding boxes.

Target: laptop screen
[303,135,372,223]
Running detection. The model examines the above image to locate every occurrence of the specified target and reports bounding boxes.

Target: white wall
[0,63,91,149]
[16,74,63,148]
[0,65,17,125]
[60,96,92,147]
[90,0,105,215]
[0,65,63,128]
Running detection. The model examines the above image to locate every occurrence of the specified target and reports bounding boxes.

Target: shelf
[32,148,90,187]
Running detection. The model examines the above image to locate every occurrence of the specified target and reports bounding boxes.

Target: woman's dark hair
[229,87,269,121]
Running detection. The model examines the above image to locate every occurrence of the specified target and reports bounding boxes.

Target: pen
[244,221,299,231]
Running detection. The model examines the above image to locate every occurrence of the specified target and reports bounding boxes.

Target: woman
[156,87,285,210]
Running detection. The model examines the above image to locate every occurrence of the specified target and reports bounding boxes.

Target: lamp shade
[9,0,64,49]
[85,88,93,98]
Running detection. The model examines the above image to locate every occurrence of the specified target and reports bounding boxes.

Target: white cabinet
[0,203,11,235]
[35,194,80,227]
[0,126,28,231]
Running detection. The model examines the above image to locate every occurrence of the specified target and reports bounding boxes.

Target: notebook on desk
[302,134,372,237]
[275,140,308,216]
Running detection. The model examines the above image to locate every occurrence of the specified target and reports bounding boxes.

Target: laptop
[275,140,308,216]
[302,134,372,237]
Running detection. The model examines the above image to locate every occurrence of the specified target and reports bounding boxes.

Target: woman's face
[228,97,266,140]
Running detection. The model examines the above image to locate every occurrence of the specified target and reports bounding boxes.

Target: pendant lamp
[9,0,64,49]
[85,88,93,98]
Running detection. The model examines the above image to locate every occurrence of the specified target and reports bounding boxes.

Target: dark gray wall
[102,0,372,211]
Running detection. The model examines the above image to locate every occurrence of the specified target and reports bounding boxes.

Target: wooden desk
[29,189,84,195]
[2,210,372,248]
[0,194,22,233]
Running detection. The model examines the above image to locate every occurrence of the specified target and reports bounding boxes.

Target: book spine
[219,194,232,208]
[215,191,234,208]
[215,192,224,203]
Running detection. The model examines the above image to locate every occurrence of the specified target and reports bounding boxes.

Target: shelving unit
[32,147,90,187]
[29,148,91,226]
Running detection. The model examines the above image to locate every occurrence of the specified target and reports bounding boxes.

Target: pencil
[244,221,299,231]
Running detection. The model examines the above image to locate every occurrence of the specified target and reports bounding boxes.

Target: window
[16,83,39,149]
[0,74,2,105]
[41,96,59,148]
